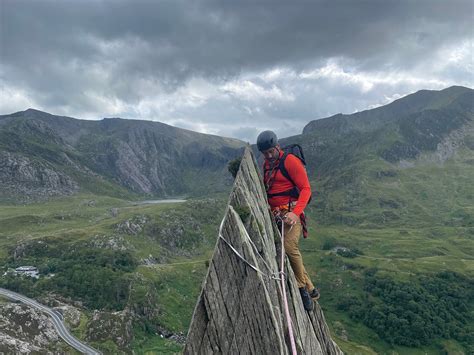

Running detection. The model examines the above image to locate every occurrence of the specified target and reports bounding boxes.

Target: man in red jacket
[257,130,319,311]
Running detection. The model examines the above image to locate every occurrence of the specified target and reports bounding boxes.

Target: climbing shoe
[309,287,320,300]
[299,287,314,311]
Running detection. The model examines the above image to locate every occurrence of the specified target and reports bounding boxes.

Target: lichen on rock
[0,302,65,354]
[184,147,342,354]
[85,309,133,348]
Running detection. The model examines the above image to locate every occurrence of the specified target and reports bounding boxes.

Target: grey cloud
[228,126,260,144]
[3,0,472,82]
[0,0,472,140]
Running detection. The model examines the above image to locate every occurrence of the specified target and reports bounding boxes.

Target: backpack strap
[267,186,300,199]
[278,152,296,186]
[266,153,301,199]
[266,152,312,204]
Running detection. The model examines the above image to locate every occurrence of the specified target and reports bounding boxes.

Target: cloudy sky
[1,0,473,141]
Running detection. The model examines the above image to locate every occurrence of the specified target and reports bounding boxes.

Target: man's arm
[284,155,311,222]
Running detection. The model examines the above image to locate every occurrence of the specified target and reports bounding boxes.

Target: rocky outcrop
[115,215,149,235]
[0,302,67,353]
[54,305,82,328]
[0,151,78,201]
[417,119,474,165]
[85,309,133,348]
[89,234,131,251]
[184,147,342,354]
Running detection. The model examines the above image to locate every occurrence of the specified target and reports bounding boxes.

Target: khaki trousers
[283,222,315,290]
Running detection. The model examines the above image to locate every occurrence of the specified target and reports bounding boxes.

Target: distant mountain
[303,86,472,136]
[299,86,473,167]
[2,86,473,353]
[278,86,474,227]
[0,110,245,202]
[2,85,472,208]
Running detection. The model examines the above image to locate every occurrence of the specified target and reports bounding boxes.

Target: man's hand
[284,211,300,225]
[272,207,281,216]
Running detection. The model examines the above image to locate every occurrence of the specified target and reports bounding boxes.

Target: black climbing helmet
[257,130,278,152]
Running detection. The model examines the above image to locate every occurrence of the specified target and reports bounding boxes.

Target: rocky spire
[184,147,342,354]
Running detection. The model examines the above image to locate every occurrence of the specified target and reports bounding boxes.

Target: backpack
[265,144,311,203]
[264,144,312,238]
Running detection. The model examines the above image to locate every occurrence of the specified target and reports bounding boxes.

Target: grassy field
[1,193,472,354]
[301,224,473,354]
[301,147,474,354]
[0,146,473,353]
[0,194,223,353]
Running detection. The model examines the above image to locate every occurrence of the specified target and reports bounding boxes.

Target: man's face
[262,146,280,162]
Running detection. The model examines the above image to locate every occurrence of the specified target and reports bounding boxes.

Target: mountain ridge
[275,85,473,228]
[1,85,473,353]
[303,86,472,136]
[0,109,246,201]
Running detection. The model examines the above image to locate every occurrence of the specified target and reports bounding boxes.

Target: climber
[257,130,319,311]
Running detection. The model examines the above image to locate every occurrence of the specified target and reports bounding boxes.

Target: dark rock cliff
[0,151,79,202]
[184,147,342,354]
[0,109,245,200]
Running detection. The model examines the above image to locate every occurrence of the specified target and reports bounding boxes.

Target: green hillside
[0,86,472,353]
[0,194,226,353]
[279,86,474,353]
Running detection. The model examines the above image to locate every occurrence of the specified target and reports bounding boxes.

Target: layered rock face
[0,151,78,201]
[0,109,245,201]
[0,302,65,353]
[184,147,342,354]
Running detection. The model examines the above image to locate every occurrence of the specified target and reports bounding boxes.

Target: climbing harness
[273,203,309,239]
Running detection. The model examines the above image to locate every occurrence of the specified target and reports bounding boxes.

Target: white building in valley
[14,266,39,278]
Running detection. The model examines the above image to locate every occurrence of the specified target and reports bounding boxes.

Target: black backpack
[265,144,311,203]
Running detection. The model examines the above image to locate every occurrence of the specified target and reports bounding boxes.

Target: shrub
[228,157,242,178]
[341,271,474,347]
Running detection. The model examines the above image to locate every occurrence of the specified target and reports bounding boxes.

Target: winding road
[0,287,101,355]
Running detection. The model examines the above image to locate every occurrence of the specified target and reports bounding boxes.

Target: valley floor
[0,194,472,354]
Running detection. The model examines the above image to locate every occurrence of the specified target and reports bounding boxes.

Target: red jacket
[263,149,311,216]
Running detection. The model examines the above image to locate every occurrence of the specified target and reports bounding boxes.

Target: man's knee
[284,234,297,248]
[284,224,301,240]
[285,243,302,260]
